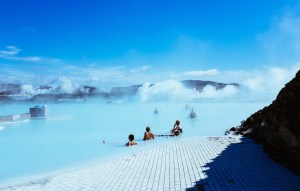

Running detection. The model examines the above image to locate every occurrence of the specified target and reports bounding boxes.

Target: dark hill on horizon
[0,80,239,103]
[181,80,239,91]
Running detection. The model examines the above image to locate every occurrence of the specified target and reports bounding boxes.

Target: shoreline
[1,136,299,191]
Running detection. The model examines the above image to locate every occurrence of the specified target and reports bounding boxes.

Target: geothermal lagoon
[0,100,270,186]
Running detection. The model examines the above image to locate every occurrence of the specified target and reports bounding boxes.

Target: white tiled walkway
[1,136,300,191]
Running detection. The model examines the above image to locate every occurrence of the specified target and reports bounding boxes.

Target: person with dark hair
[143,126,155,140]
[126,134,137,146]
[171,120,183,134]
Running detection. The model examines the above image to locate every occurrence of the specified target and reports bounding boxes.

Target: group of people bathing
[126,120,183,146]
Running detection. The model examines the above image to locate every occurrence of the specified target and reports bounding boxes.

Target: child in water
[126,134,137,146]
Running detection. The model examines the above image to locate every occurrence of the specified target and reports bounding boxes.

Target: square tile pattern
[1,136,299,191]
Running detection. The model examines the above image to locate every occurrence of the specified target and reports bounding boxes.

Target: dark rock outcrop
[240,70,300,175]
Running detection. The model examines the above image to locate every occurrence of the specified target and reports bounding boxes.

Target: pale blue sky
[0,0,300,87]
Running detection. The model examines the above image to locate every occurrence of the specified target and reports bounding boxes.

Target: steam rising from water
[138,80,239,102]
[20,76,81,95]
[20,84,35,95]
[240,65,300,100]
[9,63,300,102]
[55,76,80,94]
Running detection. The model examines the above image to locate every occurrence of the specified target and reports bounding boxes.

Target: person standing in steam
[185,104,190,110]
[188,108,197,119]
[154,107,159,114]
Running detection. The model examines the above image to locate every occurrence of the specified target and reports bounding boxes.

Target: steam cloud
[55,76,80,94]
[241,64,300,100]
[20,76,81,96]
[138,64,300,102]
[20,84,35,95]
[138,80,239,102]
[4,63,300,102]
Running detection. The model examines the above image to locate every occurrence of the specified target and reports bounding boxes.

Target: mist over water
[1,0,300,188]
[14,63,300,104]
[1,66,298,186]
[138,80,239,102]
[0,100,270,186]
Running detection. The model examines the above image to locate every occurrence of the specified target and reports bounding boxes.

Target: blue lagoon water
[0,101,269,186]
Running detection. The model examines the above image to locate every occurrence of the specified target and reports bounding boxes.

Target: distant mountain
[109,85,143,98]
[181,80,239,91]
[0,80,240,103]
[0,83,22,95]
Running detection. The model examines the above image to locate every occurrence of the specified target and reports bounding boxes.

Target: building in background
[0,105,49,123]
[30,105,49,118]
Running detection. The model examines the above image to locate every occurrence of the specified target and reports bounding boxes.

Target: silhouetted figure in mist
[188,109,197,119]
[154,107,159,114]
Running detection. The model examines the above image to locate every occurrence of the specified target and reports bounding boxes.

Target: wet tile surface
[1,136,299,191]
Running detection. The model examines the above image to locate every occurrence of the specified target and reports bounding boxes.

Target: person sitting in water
[171,120,183,134]
[188,109,197,119]
[154,107,159,114]
[185,104,190,110]
[126,134,137,146]
[143,126,155,140]
[173,130,180,136]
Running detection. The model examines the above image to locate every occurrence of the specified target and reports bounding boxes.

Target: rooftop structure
[29,105,49,118]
